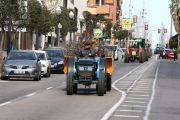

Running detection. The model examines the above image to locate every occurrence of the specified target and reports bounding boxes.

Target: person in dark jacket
[174,48,177,61]
[77,41,95,59]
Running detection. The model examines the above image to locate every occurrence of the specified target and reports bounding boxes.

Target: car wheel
[34,76,39,81]
[44,68,49,77]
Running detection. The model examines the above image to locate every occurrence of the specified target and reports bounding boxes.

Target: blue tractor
[64,56,114,96]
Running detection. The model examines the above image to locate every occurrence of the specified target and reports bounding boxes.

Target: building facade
[87,0,123,25]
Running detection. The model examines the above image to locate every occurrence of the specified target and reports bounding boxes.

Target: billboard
[120,19,131,27]
[93,28,103,38]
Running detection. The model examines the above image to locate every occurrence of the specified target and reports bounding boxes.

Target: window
[70,0,74,5]
[96,0,99,5]
[63,0,67,7]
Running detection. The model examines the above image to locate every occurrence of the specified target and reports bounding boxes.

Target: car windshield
[105,46,117,51]
[36,53,46,60]
[45,50,63,58]
[7,52,36,60]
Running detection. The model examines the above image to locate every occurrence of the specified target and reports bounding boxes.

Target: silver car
[1,50,42,81]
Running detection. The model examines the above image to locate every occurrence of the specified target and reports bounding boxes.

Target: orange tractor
[124,38,147,63]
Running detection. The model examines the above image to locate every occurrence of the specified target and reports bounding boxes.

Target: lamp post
[55,6,62,47]
[79,15,84,40]
[69,11,74,43]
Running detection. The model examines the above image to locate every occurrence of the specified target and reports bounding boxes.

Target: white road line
[119,110,142,112]
[127,97,148,100]
[128,94,149,97]
[47,87,53,90]
[143,62,160,120]
[0,81,9,82]
[25,93,36,97]
[129,91,149,93]
[101,63,144,120]
[124,101,146,103]
[111,115,139,118]
[132,89,149,91]
[134,87,150,89]
[120,105,146,107]
[126,61,154,94]
[138,83,151,85]
[0,102,11,107]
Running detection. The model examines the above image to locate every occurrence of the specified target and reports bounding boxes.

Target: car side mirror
[47,58,51,60]
[3,57,5,60]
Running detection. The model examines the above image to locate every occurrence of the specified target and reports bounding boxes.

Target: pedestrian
[6,42,16,51]
[174,48,177,61]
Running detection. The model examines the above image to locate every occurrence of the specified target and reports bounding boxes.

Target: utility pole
[129,0,131,40]
[142,1,146,38]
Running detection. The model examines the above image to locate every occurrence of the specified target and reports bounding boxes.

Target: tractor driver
[132,42,137,48]
[77,41,95,59]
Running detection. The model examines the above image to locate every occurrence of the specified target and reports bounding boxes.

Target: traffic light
[133,15,137,23]
[145,25,148,30]
[164,29,167,33]
[158,29,161,33]
[112,34,114,38]
[112,39,114,45]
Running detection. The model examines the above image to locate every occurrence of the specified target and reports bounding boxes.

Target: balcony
[97,5,110,14]
[87,6,97,15]
[104,0,113,4]
[104,12,113,20]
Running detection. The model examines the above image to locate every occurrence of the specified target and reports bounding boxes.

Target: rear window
[44,50,63,58]
[168,51,174,53]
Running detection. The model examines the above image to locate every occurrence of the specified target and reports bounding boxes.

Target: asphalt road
[0,55,180,120]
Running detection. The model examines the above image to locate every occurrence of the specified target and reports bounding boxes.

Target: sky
[122,0,176,49]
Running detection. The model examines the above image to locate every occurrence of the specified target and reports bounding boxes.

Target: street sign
[58,23,62,28]
[93,28,103,38]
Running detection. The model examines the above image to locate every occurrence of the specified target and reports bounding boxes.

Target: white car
[34,50,51,77]
[105,45,118,61]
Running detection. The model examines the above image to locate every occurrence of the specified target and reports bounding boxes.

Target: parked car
[34,50,51,77]
[117,48,123,59]
[166,50,178,59]
[121,48,127,59]
[43,47,64,73]
[1,50,42,81]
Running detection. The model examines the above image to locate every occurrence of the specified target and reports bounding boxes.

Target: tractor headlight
[87,67,93,71]
[79,67,84,70]
[58,61,64,64]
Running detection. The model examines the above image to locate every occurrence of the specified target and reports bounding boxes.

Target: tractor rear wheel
[98,58,106,96]
[139,50,144,63]
[67,57,75,95]
[124,51,129,63]
[107,74,111,91]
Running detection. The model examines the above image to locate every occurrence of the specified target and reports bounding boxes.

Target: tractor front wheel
[139,50,144,63]
[67,57,75,95]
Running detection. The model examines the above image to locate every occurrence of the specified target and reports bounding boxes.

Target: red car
[166,50,178,59]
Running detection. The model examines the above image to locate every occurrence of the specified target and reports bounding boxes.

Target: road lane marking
[129,91,149,93]
[132,89,149,90]
[124,101,146,103]
[126,61,154,94]
[120,105,146,107]
[127,97,148,100]
[0,102,11,107]
[47,87,53,90]
[111,115,139,118]
[143,62,160,120]
[118,110,142,112]
[128,95,149,97]
[102,59,156,120]
[101,63,144,120]
[25,93,36,97]
[0,81,10,82]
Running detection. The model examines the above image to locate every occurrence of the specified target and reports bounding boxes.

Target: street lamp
[55,6,62,47]
[69,11,74,42]
[79,15,84,40]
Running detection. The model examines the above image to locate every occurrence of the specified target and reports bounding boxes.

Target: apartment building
[87,0,123,25]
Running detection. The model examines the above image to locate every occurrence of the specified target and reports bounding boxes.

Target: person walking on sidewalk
[174,48,177,61]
